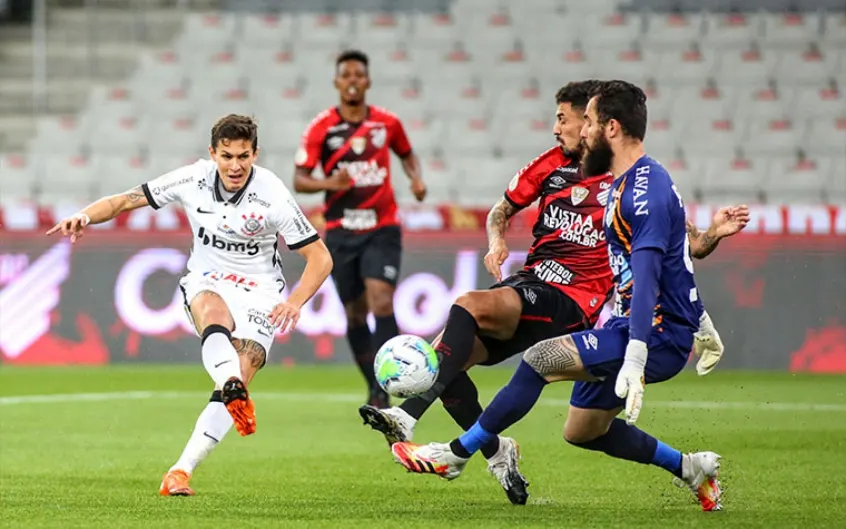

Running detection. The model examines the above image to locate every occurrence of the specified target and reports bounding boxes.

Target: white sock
[202,328,242,387]
[170,401,233,475]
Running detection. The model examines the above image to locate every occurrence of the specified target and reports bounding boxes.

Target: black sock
[347,324,376,390]
[400,305,479,420]
[373,314,400,353]
[440,372,501,459]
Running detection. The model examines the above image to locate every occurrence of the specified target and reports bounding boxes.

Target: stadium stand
[0,0,844,208]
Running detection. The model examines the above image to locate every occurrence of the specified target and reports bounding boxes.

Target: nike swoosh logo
[197,207,214,214]
[214,360,231,368]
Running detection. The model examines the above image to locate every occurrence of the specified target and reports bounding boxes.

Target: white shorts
[179,271,284,358]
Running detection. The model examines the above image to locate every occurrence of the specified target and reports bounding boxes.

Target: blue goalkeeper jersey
[603,155,703,335]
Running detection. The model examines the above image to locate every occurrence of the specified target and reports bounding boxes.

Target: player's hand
[45,213,90,243]
[615,340,647,425]
[410,178,427,202]
[484,241,509,282]
[692,310,724,376]
[325,167,354,192]
[269,301,301,335]
[711,205,750,239]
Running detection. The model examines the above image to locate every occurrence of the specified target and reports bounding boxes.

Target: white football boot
[486,437,530,505]
[674,451,723,511]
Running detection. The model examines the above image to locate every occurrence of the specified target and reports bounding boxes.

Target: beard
[581,134,613,176]
[558,142,582,160]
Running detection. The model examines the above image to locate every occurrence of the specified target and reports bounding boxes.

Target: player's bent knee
[365,282,395,317]
[563,406,617,444]
[369,295,394,317]
[563,419,597,445]
[454,291,490,327]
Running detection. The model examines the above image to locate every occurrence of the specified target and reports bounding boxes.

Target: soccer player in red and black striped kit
[360,80,612,502]
[294,50,426,408]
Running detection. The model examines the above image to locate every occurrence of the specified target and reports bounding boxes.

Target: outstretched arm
[46,186,150,242]
[687,205,750,259]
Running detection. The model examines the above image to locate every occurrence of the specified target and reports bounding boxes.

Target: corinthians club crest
[241,212,264,237]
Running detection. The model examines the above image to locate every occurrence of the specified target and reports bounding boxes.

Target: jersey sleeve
[294,118,325,171]
[389,117,413,157]
[629,173,677,254]
[272,182,320,250]
[503,157,545,208]
[140,163,196,210]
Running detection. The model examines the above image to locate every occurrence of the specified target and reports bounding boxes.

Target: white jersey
[141,159,319,291]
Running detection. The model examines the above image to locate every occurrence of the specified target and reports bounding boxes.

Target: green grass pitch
[1,365,845,528]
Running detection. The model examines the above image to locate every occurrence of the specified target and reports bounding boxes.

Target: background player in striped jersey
[294,49,426,409]
[393,81,747,511]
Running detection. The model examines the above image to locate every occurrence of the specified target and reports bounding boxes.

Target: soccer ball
[374,334,439,399]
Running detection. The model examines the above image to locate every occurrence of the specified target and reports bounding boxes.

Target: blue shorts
[570,317,693,410]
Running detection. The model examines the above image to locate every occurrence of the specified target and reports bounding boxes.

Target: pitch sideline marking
[1,391,845,412]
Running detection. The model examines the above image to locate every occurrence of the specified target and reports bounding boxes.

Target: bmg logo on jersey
[197,227,259,256]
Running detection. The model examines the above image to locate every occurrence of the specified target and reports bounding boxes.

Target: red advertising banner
[1,230,844,372]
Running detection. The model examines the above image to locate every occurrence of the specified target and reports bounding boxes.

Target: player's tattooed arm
[231,338,267,370]
[523,335,591,381]
[686,220,720,259]
[687,205,750,259]
[486,197,521,244]
[86,186,151,224]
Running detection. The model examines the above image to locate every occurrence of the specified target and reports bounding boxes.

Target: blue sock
[453,422,496,457]
[652,440,683,478]
[452,361,548,457]
[567,418,683,479]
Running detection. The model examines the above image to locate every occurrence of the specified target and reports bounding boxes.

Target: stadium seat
[239,12,297,48]
[760,12,823,45]
[773,45,840,86]
[716,46,777,84]
[702,12,762,47]
[763,156,829,204]
[642,12,705,48]
[701,156,766,203]
[96,156,155,196]
[657,46,719,84]
[827,157,846,202]
[0,154,37,200]
[743,118,804,155]
[803,117,846,156]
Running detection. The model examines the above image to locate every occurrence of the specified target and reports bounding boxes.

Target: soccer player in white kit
[46,115,333,496]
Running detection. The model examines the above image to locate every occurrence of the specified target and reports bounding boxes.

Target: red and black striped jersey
[504,147,614,322]
[296,106,412,232]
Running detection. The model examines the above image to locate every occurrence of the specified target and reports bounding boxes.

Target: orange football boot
[159,469,194,496]
[221,377,256,436]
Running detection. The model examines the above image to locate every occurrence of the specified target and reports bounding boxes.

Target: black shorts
[324,225,402,304]
[478,271,589,366]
